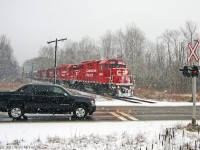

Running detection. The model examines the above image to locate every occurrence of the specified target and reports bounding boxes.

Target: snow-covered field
[0,121,200,150]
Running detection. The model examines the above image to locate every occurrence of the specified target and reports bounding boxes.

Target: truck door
[48,86,72,113]
[31,85,51,113]
[16,85,32,110]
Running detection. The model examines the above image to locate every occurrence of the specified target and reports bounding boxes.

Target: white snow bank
[0,121,199,150]
[0,121,187,142]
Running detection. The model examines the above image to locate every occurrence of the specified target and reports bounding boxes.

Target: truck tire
[8,105,24,120]
[73,105,88,119]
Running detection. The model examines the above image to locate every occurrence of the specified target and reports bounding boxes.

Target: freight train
[34,59,134,97]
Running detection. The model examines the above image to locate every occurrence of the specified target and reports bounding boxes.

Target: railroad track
[67,85,156,104]
[116,97,156,104]
[60,83,156,104]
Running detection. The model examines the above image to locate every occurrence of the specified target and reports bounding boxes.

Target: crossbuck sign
[187,40,199,63]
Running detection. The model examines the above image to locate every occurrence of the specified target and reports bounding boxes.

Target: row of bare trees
[24,21,199,93]
[0,35,19,82]
[139,21,199,93]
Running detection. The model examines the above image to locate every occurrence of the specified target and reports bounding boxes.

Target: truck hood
[72,94,95,102]
[0,90,15,95]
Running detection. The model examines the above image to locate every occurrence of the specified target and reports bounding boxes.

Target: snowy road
[0,105,200,122]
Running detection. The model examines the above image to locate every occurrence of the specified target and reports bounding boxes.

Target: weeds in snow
[47,136,61,143]
[11,139,21,145]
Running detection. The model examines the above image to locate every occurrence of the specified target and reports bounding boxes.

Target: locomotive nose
[124,69,129,75]
[117,69,129,76]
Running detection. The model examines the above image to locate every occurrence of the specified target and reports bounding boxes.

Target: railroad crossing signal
[187,40,199,63]
[179,65,199,78]
[184,40,200,126]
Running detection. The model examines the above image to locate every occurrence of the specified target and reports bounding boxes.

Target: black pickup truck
[0,83,96,120]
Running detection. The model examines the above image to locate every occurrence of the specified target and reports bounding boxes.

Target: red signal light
[191,66,199,77]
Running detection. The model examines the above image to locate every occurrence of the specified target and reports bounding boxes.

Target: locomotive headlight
[117,85,120,89]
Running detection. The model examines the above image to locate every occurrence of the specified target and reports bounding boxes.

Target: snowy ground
[70,88,200,107]
[0,121,200,150]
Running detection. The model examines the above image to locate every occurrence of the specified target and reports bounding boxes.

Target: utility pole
[47,38,67,84]
[22,67,24,83]
[31,62,34,82]
[192,69,197,125]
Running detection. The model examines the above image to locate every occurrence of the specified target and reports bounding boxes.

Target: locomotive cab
[98,59,134,97]
[66,64,79,86]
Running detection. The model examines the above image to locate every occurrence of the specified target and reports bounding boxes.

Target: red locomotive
[35,59,134,97]
[36,69,46,80]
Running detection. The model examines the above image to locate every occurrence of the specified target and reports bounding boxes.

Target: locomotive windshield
[109,64,126,68]
[108,60,126,68]
[103,63,126,70]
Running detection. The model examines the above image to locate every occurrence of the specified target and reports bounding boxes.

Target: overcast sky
[0,0,200,65]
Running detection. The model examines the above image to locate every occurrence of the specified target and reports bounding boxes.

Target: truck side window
[33,85,48,95]
[49,86,66,96]
[18,85,32,94]
[23,86,32,94]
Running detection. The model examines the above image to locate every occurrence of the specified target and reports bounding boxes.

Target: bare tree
[100,30,114,59]
[38,45,54,59]
[113,29,125,59]
[124,24,145,76]
[77,36,100,62]
[181,20,199,43]
[0,35,19,81]
[58,40,78,64]
[35,46,55,69]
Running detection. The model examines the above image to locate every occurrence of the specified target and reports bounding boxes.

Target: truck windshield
[16,85,31,94]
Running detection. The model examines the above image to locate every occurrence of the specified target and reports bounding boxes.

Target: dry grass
[0,83,22,91]
[134,88,200,102]
[186,123,200,132]
[0,80,30,91]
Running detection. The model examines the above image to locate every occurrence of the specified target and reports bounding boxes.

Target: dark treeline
[24,21,200,93]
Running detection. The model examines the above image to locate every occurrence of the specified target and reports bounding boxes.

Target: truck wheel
[73,105,88,119]
[8,106,24,120]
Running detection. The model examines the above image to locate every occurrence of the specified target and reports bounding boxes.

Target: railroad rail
[116,97,156,104]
